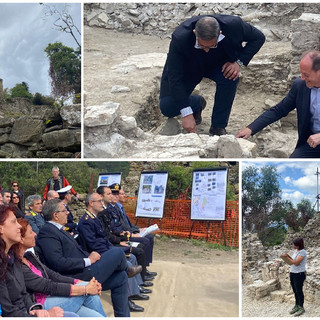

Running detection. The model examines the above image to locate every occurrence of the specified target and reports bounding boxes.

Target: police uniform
[98,206,148,280]
[77,210,143,297]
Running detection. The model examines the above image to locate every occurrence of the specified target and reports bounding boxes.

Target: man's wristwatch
[236,59,244,66]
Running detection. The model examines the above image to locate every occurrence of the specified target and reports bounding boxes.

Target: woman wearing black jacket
[17,217,106,317]
[0,205,64,317]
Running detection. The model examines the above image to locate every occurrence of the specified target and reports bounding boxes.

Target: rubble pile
[84,3,320,158]
[243,214,320,303]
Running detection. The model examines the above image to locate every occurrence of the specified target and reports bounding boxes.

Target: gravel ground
[242,286,320,317]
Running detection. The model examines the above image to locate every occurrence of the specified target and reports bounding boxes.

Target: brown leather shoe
[193,96,207,125]
[127,265,142,278]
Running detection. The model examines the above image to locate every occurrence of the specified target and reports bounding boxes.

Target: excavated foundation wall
[84,3,320,158]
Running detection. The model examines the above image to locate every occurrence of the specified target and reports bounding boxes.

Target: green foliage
[32,92,55,106]
[259,226,287,246]
[284,198,315,231]
[45,42,81,100]
[0,162,101,198]
[156,162,237,200]
[242,165,281,233]
[9,82,33,100]
[87,162,130,180]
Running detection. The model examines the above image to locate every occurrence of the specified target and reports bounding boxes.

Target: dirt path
[100,238,239,317]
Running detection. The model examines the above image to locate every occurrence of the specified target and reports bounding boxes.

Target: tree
[242,165,282,236]
[41,3,81,49]
[284,199,315,231]
[45,42,81,101]
[9,82,33,100]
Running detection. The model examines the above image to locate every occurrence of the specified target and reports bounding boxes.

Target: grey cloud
[0,3,81,95]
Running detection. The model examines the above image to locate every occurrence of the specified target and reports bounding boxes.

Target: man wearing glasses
[160,15,265,135]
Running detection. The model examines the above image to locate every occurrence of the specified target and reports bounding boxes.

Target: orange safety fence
[124,197,239,248]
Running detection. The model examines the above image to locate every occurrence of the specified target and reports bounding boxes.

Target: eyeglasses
[194,38,218,50]
[12,185,18,187]
[55,209,68,213]
[92,199,104,203]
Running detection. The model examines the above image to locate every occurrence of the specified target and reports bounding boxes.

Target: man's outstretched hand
[307,133,320,148]
[236,127,252,139]
[182,114,197,133]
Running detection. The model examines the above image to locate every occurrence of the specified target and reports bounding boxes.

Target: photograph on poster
[191,168,228,221]
[136,171,168,218]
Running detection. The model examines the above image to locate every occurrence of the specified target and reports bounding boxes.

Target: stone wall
[84,3,320,41]
[0,98,81,158]
[290,13,320,80]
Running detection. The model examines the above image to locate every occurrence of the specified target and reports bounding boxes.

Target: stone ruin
[243,213,320,304]
[0,95,81,158]
[83,3,320,158]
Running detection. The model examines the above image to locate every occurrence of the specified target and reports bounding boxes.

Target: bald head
[301,50,320,71]
[300,50,320,88]
[47,190,59,200]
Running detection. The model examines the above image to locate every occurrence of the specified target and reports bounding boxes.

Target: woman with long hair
[17,217,106,317]
[11,181,25,211]
[10,192,25,218]
[0,204,64,317]
[284,238,307,317]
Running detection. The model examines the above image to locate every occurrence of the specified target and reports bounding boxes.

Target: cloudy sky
[0,3,81,95]
[242,161,320,207]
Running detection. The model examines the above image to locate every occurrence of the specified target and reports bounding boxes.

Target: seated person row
[18,217,106,317]
[36,199,142,317]
[77,193,151,312]
[98,184,156,278]
[96,186,153,283]
[0,204,96,317]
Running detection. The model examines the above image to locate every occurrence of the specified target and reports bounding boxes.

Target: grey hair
[52,166,59,171]
[85,192,96,207]
[302,50,320,71]
[195,17,220,41]
[26,194,42,208]
[42,199,62,221]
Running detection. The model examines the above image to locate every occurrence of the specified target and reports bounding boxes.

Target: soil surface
[84,27,291,141]
[242,286,320,317]
[100,237,239,317]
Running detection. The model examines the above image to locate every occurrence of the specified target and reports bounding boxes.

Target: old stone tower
[0,78,3,100]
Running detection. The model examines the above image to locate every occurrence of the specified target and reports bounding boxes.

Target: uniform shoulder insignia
[85,210,95,219]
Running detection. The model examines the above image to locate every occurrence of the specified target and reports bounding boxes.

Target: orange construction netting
[124,198,239,248]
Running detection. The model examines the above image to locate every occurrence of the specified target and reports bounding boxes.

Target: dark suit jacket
[160,14,265,108]
[249,78,311,147]
[77,210,126,255]
[36,222,93,280]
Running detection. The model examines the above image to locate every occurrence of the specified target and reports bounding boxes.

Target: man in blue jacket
[37,199,142,317]
[160,15,265,135]
[236,50,320,158]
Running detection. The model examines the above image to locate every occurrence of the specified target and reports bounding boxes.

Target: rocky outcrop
[84,98,257,158]
[243,214,320,303]
[84,3,319,41]
[0,98,81,158]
